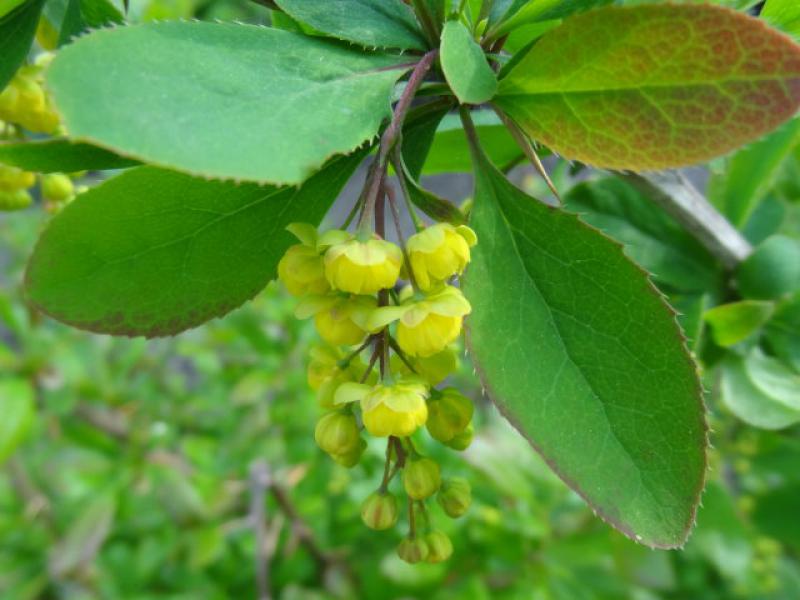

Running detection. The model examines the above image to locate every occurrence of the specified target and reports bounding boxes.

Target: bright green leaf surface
[564,177,719,293]
[440,20,497,104]
[763,0,800,38]
[25,153,362,337]
[0,139,139,172]
[720,354,800,430]
[274,0,426,50]
[745,349,800,411]
[496,4,800,171]
[0,378,35,465]
[47,22,407,185]
[709,118,800,227]
[703,300,775,347]
[463,136,706,548]
[0,0,45,91]
[425,111,522,174]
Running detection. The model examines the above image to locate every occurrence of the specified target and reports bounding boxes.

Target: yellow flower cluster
[0,56,61,135]
[278,219,478,563]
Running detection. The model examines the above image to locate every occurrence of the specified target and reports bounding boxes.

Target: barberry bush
[2,0,800,581]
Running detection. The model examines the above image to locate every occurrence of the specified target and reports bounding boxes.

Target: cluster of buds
[0,54,60,135]
[0,162,77,213]
[279,219,477,563]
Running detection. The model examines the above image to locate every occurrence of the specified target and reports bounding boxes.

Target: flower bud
[437,478,471,518]
[403,457,441,500]
[407,223,477,290]
[40,173,75,203]
[424,530,453,563]
[397,536,429,564]
[426,388,473,443]
[296,295,375,347]
[332,437,366,468]
[325,238,402,294]
[0,189,32,211]
[278,244,329,297]
[314,412,360,457]
[360,491,398,530]
[445,422,474,451]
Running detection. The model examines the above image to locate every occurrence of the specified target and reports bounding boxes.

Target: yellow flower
[407,223,476,290]
[335,379,429,438]
[277,223,348,297]
[0,165,35,192]
[367,285,471,358]
[325,237,402,294]
[296,294,375,347]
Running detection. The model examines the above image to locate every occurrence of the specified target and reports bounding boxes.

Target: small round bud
[332,437,366,468]
[41,173,74,203]
[360,491,398,530]
[0,189,33,211]
[314,411,360,457]
[403,457,441,500]
[424,530,453,563]
[278,244,329,297]
[445,422,474,451]
[437,477,471,518]
[397,536,429,564]
[407,223,477,290]
[427,388,473,443]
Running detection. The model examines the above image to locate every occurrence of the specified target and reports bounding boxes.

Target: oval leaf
[462,132,706,547]
[0,0,45,90]
[441,19,497,104]
[274,0,426,50]
[495,4,800,171]
[0,378,35,465]
[46,22,408,185]
[25,153,363,337]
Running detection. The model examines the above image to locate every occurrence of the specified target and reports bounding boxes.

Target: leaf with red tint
[495,4,800,171]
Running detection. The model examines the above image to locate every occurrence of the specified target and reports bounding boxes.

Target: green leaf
[0,378,35,465]
[462,129,706,548]
[25,153,363,337]
[720,353,800,430]
[58,0,124,46]
[47,22,408,185]
[488,0,612,38]
[703,300,775,347]
[49,493,117,577]
[0,0,45,91]
[765,293,800,372]
[400,103,450,179]
[763,0,800,39]
[424,111,523,174]
[753,484,800,549]
[440,20,497,104]
[564,177,719,293]
[398,158,466,225]
[495,4,800,171]
[273,0,426,50]
[709,118,800,227]
[0,139,139,172]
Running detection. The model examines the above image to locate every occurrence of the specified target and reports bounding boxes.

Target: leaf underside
[463,145,706,548]
[46,22,408,185]
[0,139,139,173]
[495,4,800,171]
[25,152,363,337]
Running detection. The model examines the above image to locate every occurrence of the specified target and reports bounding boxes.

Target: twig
[495,109,561,203]
[621,171,753,270]
[358,50,439,233]
[249,461,272,600]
